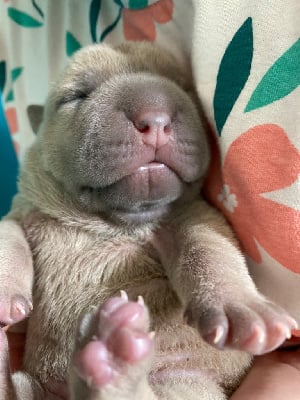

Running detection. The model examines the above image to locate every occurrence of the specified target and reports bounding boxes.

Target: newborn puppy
[0,42,296,400]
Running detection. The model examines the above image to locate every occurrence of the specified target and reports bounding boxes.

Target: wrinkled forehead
[65,45,128,81]
[58,42,190,92]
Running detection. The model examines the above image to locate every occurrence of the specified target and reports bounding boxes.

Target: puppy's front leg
[69,296,158,400]
[155,200,297,355]
[0,219,33,326]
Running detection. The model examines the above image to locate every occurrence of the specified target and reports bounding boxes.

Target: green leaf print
[0,62,6,93]
[0,66,23,102]
[11,67,23,82]
[90,0,102,42]
[5,90,14,103]
[100,6,123,42]
[31,0,44,19]
[245,38,300,112]
[113,0,124,6]
[8,7,43,28]
[213,17,253,135]
[129,0,148,9]
[66,32,82,57]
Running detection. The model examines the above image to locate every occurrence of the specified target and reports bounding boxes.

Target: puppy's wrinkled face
[38,42,209,224]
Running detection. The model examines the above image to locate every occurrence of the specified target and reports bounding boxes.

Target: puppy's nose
[134,111,172,149]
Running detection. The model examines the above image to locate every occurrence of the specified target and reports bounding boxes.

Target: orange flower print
[205,124,300,273]
[5,107,20,156]
[5,107,18,134]
[123,0,173,41]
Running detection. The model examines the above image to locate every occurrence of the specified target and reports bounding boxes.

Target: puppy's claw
[120,290,128,302]
[14,303,26,316]
[149,331,156,340]
[137,295,145,306]
[213,326,225,344]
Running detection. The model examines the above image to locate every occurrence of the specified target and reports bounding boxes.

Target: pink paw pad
[0,295,32,326]
[74,294,153,388]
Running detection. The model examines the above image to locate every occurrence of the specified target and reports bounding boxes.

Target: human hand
[231,346,300,400]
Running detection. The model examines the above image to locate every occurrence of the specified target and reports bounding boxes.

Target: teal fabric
[0,96,18,218]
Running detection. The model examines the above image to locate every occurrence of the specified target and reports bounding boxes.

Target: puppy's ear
[27,105,44,134]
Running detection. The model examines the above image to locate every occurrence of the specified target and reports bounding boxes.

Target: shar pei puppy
[0,42,296,400]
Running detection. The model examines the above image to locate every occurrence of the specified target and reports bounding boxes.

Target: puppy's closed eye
[56,88,91,108]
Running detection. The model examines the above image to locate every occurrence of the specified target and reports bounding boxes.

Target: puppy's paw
[185,296,298,355]
[0,292,32,326]
[73,294,154,389]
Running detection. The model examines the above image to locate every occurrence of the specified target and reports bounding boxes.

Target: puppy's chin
[77,190,176,226]
[108,206,172,226]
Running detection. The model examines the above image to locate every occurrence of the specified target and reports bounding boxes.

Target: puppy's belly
[149,352,217,385]
[149,320,251,392]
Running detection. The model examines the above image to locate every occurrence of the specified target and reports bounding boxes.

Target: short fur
[0,42,295,400]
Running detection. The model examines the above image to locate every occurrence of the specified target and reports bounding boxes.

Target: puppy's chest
[22,213,169,313]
